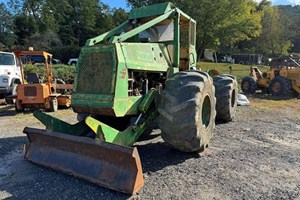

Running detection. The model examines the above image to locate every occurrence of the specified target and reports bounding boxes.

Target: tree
[277,5,300,53]
[27,31,62,51]
[68,0,99,45]
[41,0,74,43]
[112,8,128,26]
[41,0,102,46]
[7,0,24,14]
[0,3,17,49]
[13,14,38,46]
[127,0,262,57]
[255,7,292,55]
[22,0,45,22]
[256,0,271,11]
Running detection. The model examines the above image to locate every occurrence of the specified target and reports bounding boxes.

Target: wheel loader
[241,57,300,96]
[23,2,238,194]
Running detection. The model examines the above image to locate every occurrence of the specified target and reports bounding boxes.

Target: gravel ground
[0,96,300,200]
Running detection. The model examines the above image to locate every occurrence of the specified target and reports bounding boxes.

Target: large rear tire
[241,76,256,94]
[213,75,238,122]
[269,76,292,96]
[158,71,216,152]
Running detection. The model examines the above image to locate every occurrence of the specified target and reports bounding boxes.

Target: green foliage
[24,64,45,80]
[258,7,292,55]
[0,3,17,49]
[277,5,300,53]
[24,63,76,83]
[127,0,263,56]
[52,65,76,83]
[50,45,81,63]
[13,15,38,45]
[0,0,298,60]
[54,65,76,81]
[27,31,63,51]
[112,8,128,26]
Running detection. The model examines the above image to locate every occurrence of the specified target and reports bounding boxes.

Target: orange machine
[14,50,72,112]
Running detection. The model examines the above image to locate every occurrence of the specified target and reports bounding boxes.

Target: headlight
[2,78,8,83]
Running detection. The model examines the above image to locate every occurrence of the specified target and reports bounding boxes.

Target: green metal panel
[129,2,175,19]
[72,94,113,108]
[33,111,89,136]
[114,97,142,116]
[85,20,130,46]
[116,43,171,72]
[110,11,174,43]
[85,110,158,146]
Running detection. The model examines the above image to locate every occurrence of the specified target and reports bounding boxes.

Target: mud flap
[23,127,144,194]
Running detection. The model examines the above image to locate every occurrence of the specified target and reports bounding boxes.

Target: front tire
[15,100,24,112]
[241,76,256,94]
[213,75,238,122]
[158,71,216,152]
[269,76,292,96]
[5,84,18,105]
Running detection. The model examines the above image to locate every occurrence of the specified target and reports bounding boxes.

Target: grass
[197,62,269,85]
[249,96,300,111]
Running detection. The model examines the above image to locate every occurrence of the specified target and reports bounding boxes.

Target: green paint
[45,3,198,145]
[174,11,180,68]
[33,111,89,136]
[110,11,174,43]
[85,20,130,46]
[85,110,158,146]
[129,2,175,19]
[138,89,157,113]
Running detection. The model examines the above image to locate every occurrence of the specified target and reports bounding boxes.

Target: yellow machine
[14,50,72,112]
[241,58,300,96]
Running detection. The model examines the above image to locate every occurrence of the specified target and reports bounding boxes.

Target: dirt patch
[0,96,300,199]
[249,95,300,112]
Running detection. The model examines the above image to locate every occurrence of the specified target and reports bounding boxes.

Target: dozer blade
[23,127,144,194]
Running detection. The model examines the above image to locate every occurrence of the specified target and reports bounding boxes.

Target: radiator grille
[76,51,115,95]
[24,86,37,96]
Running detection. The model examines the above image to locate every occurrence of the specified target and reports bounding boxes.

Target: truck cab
[0,52,22,98]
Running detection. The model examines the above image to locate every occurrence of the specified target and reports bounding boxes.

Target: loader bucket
[23,127,144,194]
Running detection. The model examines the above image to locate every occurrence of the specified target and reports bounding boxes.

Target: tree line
[0,0,299,62]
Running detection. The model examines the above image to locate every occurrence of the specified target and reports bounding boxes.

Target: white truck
[67,58,78,66]
[0,52,22,101]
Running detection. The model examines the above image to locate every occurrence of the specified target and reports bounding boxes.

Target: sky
[256,0,300,5]
[102,0,300,9]
[102,0,129,9]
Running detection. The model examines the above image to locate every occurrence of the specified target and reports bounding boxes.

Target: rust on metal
[57,95,72,107]
[23,127,144,194]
